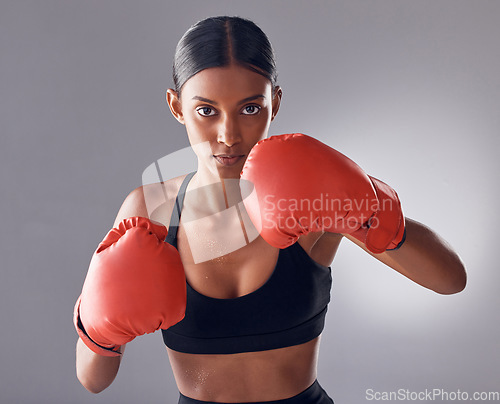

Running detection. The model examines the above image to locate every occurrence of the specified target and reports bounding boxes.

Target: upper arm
[343,217,467,293]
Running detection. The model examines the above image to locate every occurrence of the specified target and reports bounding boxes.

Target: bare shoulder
[113,174,190,228]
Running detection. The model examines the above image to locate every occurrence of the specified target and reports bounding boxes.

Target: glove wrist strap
[73,296,122,357]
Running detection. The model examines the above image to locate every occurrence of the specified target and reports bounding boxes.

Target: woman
[74,16,467,403]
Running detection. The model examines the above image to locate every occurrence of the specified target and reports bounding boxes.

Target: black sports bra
[161,172,332,354]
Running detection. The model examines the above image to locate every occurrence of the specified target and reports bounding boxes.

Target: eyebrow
[191,94,265,106]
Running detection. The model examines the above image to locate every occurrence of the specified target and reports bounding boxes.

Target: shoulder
[112,173,190,228]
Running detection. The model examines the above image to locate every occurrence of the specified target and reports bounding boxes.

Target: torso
[142,173,343,402]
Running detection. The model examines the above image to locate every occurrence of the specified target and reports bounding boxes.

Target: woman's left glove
[240,133,405,254]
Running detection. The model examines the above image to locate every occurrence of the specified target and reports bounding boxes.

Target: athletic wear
[161,172,332,354]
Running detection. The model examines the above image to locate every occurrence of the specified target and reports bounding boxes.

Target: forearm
[76,338,123,394]
[346,218,467,294]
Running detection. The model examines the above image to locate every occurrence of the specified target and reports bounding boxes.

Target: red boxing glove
[74,217,186,356]
[240,133,405,254]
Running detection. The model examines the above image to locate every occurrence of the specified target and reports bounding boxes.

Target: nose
[217,114,242,147]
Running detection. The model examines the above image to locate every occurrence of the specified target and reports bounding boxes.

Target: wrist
[386,224,407,251]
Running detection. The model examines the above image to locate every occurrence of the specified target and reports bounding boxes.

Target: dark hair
[173,16,278,94]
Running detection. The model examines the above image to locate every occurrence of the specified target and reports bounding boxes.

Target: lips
[213,154,245,166]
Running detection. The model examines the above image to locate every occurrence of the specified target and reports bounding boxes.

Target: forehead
[181,65,272,101]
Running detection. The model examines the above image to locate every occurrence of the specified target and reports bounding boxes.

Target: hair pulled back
[173,16,278,94]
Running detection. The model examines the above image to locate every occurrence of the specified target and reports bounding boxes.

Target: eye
[196,106,216,117]
[242,105,261,115]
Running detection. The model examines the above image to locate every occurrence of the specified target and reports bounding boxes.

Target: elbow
[77,372,109,394]
[435,278,466,295]
[434,262,467,295]
[83,384,105,395]
[75,338,121,394]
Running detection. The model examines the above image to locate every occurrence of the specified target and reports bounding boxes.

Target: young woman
[74,16,467,403]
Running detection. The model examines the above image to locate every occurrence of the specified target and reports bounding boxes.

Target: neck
[184,165,244,215]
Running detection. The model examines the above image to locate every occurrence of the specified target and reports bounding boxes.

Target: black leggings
[177,380,334,404]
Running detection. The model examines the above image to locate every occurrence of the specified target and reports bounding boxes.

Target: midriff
[167,336,320,402]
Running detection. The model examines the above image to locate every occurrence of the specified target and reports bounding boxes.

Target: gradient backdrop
[1,1,499,403]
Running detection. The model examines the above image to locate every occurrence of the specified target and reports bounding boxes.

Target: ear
[271,86,282,122]
[166,89,185,124]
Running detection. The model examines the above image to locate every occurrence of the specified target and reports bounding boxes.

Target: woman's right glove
[74,217,186,356]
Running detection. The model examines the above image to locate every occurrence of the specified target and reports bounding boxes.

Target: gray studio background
[2,1,499,403]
